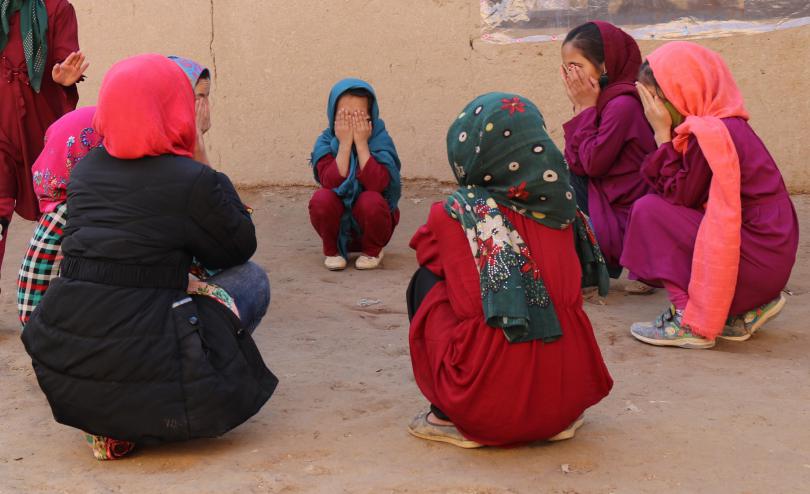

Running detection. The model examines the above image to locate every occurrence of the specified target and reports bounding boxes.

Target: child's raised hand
[352,111,372,145]
[560,64,576,105]
[334,109,353,144]
[196,97,211,135]
[636,82,673,145]
[561,65,599,114]
[52,51,89,87]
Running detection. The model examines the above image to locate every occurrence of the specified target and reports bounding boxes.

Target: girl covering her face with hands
[169,55,212,165]
[622,42,798,349]
[309,79,402,271]
[560,21,657,293]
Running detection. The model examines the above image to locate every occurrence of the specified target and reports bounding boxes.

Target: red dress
[409,203,613,446]
[0,0,80,268]
[308,154,399,257]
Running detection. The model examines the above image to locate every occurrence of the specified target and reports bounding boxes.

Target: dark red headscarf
[93,54,196,159]
[592,21,642,115]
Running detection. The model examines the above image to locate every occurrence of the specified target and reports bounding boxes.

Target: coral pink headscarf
[93,54,196,159]
[32,106,102,213]
[648,41,748,339]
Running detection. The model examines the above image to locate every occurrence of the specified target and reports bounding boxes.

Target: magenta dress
[620,117,798,315]
[563,95,656,266]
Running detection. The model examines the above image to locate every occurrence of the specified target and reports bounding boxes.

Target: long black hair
[563,22,605,69]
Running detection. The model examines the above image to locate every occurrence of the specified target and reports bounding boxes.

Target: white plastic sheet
[481,0,810,43]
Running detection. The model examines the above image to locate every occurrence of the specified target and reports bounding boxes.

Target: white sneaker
[355,251,384,270]
[324,255,347,271]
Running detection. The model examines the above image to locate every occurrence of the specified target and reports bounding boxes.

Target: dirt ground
[1,182,809,494]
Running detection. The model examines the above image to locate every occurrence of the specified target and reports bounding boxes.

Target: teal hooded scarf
[310,79,402,259]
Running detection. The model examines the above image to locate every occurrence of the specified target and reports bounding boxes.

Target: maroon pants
[309,189,399,257]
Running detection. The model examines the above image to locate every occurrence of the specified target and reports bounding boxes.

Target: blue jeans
[207,262,270,334]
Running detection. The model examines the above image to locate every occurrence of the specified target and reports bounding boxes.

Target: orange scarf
[648,42,748,339]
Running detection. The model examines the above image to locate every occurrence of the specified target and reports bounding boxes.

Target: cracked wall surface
[72,0,810,190]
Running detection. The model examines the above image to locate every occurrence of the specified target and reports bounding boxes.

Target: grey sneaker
[719,294,786,341]
[631,305,715,349]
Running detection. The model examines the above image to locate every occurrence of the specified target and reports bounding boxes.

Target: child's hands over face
[637,82,673,145]
[52,51,89,87]
[334,109,353,144]
[351,111,372,145]
[560,64,599,114]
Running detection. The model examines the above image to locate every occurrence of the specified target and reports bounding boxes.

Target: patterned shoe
[85,434,135,461]
[719,316,749,342]
[720,294,786,341]
[744,294,786,335]
[631,305,715,349]
[407,410,483,449]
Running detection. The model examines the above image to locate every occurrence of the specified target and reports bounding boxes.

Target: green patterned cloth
[0,0,48,92]
[445,92,609,344]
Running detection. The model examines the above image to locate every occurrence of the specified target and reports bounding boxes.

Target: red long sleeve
[316,154,391,192]
[356,156,390,193]
[315,155,346,189]
[410,222,444,278]
[50,0,81,111]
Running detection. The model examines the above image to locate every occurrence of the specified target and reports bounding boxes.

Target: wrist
[655,131,672,146]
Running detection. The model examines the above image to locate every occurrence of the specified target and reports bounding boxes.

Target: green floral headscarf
[445,92,608,344]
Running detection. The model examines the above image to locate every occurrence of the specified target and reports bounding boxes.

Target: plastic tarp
[481,0,810,42]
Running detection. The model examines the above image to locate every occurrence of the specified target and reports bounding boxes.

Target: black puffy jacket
[22,148,278,444]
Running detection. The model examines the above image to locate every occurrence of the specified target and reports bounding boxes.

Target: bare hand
[52,51,89,87]
[334,109,353,144]
[351,111,372,145]
[193,128,210,166]
[637,82,673,145]
[196,97,211,135]
[561,65,599,115]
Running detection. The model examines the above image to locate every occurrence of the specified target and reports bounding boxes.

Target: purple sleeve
[562,97,636,178]
[640,138,712,209]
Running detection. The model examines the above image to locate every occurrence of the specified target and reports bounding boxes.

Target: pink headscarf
[32,106,102,214]
[648,42,748,339]
[93,54,196,159]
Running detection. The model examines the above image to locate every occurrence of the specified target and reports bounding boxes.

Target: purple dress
[620,117,798,315]
[563,95,656,266]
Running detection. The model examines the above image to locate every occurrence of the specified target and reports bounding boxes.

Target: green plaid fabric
[17,202,66,327]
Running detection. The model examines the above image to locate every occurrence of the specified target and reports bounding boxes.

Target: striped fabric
[17,202,66,327]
